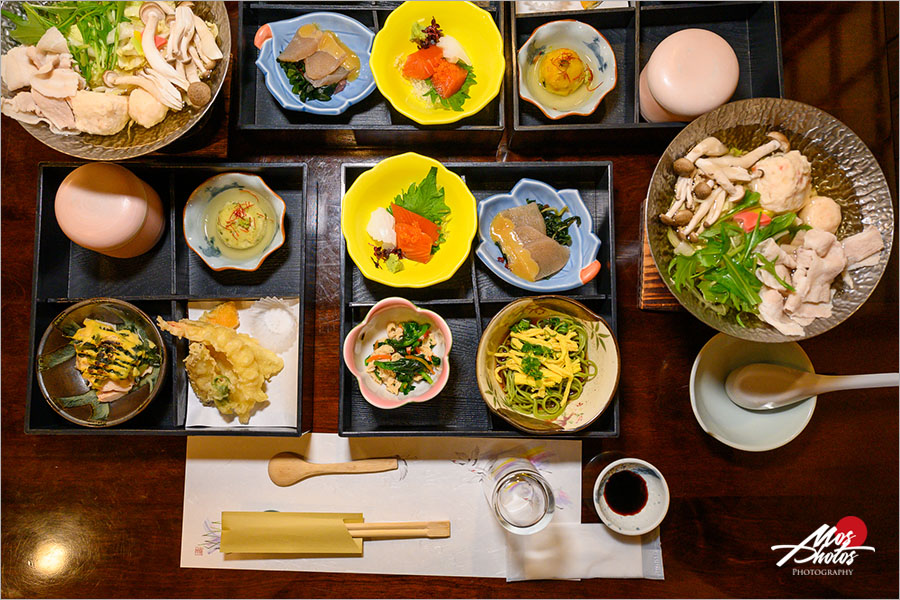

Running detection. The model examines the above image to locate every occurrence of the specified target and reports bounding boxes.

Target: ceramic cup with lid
[55,162,165,259]
[640,28,739,123]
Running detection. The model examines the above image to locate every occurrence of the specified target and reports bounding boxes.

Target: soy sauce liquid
[603,470,648,516]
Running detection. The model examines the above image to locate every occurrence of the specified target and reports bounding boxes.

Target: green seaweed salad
[667,190,810,326]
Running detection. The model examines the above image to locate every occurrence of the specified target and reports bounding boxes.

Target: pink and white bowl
[342,298,453,409]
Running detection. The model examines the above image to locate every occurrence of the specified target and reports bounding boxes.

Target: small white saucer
[690,333,817,452]
[592,458,669,536]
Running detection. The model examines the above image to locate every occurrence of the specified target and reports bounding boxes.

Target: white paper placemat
[181,434,582,577]
[184,299,299,429]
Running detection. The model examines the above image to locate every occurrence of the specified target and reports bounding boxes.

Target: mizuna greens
[668,190,809,325]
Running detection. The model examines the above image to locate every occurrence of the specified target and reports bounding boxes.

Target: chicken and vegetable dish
[660,133,885,335]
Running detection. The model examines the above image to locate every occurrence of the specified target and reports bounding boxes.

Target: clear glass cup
[482,456,555,535]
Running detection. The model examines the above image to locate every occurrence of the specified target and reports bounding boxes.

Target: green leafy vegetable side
[385,321,430,352]
[423,61,476,112]
[279,60,337,102]
[526,199,582,246]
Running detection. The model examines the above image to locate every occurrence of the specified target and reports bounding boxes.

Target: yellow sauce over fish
[490,214,541,281]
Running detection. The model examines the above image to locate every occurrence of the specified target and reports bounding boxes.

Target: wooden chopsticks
[345,520,451,539]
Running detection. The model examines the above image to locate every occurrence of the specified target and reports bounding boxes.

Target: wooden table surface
[2,2,898,598]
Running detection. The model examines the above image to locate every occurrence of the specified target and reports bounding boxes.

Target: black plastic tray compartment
[236,1,506,149]
[339,161,618,438]
[509,1,783,152]
[26,162,313,436]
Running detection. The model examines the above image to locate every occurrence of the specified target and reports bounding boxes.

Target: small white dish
[592,458,669,536]
[517,20,617,119]
[183,173,286,272]
[690,333,817,452]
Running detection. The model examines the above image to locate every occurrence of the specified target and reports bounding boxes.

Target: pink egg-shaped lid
[645,28,739,118]
[639,65,693,123]
[55,163,151,252]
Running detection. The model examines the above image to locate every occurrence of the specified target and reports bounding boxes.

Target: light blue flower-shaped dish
[517,20,617,120]
[475,178,602,292]
[254,12,376,115]
[184,173,286,272]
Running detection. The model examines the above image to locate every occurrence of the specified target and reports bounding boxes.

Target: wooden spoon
[268,452,399,487]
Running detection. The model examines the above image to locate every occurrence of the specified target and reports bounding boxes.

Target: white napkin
[184,299,299,429]
[505,523,664,581]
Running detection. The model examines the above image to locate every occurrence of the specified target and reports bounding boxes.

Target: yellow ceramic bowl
[341,153,477,288]
[370,1,505,125]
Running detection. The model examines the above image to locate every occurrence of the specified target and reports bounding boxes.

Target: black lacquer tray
[339,161,618,438]
[235,1,507,150]
[25,163,314,435]
[509,1,784,152]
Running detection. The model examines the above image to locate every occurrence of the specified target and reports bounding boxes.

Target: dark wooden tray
[235,1,507,150]
[339,161,618,438]
[25,162,314,436]
[509,1,783,152]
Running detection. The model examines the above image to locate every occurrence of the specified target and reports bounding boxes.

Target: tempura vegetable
[156,317,283,424]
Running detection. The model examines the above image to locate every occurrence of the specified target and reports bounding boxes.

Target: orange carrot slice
[395,221,434,264]
[391,203,439,242]
[402,45,444,80]
[430,60,468,99]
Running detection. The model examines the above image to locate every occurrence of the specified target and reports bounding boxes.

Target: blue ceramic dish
[254,12,376,115]
[475,178,602,292]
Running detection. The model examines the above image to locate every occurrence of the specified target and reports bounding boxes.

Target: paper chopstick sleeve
[220,511,364,556]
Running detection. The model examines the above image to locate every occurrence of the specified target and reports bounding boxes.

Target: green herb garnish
[423,60,476,112]
[391,167,450,225]
[511,319,532,333]
[521,356,543,381]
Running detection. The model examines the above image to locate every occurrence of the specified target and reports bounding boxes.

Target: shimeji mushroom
[695,158,750,196]
[140,67,184,110]
[660,177,694,225]
[703,187,730,227]
[191,14,223,64]
[705,131,790,169]
[184,61,211,107]
[140,3,189,91]
[679,196,715,240]
[103,70,182,111]
[683,137,729,163]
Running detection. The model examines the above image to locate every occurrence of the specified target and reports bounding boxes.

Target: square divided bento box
[26,163,314,435]
[339,160,619,438]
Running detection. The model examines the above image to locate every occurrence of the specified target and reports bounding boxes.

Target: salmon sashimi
[391,203,439,242]
[402,45,444,80]
[430,60,468,99]
[395,221,434,264]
